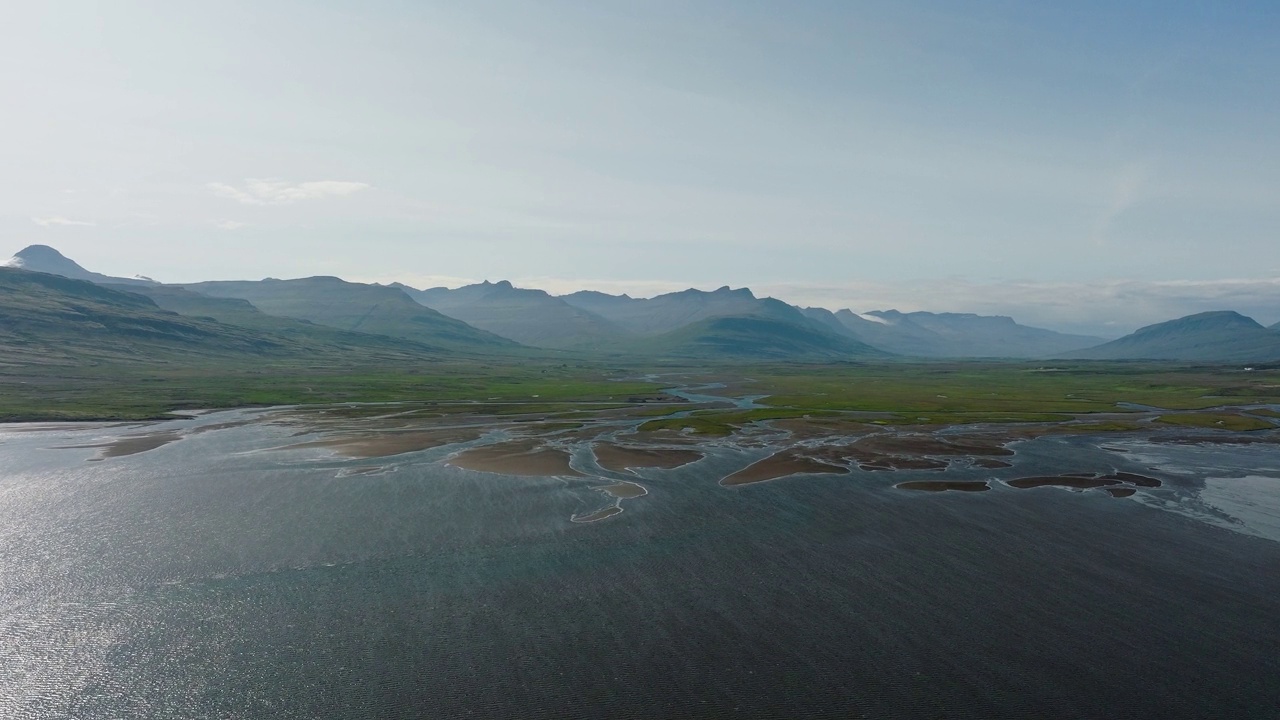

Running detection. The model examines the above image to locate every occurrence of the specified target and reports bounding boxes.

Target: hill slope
[1061,311,1280,362]
[0,267,360,367]
[398,280,626,348]
[183,277,521,352]
[104,283,453,357]
[633,314,887,360]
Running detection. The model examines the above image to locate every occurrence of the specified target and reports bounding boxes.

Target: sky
[2,0,1279,336]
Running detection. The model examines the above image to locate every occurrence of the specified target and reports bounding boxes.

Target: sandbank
[1007,476,1121,490]
[572,506,623,523]
[60,431,183,459]
[593,443,703,472]
[448,439,583,477]
[283,428,484,458]
[722,450,847,486]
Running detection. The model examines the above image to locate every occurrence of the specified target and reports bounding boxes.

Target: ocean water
[1,411,1278,719]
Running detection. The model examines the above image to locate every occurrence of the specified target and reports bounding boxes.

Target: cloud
[207,178,371,205]
[213,219,247,230]
[32,216,95,227]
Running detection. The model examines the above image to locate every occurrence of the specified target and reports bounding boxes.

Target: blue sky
[3,1,1279,334]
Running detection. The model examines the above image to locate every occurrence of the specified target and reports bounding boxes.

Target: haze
[3,1,1279,335]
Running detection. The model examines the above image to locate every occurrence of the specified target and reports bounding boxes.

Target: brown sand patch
[60,431,182,459]
[896,481,991,493]
[593,443,703,472]
[282,428,485,458]
[597,481,648,499]
[721,449,847,487]
[572,506,623,523]
[449,439,583,477]
[1007,476,1121,490]
[1105,487,1137,498]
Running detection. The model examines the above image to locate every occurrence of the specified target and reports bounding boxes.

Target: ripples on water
[1,411,1278,719]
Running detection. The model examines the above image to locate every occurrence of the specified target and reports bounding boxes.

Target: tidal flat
[3,368,1280,718]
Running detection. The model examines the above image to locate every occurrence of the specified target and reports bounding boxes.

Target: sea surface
[1,409,1279,719]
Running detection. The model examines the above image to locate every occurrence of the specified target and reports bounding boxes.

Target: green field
[4,358,1280,425]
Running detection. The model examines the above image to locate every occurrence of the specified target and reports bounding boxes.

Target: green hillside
[183,277,523,352]
[1063,311,1280,362]
[632,314,889,360]
[0,268,299,367]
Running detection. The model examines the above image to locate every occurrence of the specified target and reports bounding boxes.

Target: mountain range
[4,244,1279,363]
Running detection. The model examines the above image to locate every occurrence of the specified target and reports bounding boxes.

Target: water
[1,411,1278,718]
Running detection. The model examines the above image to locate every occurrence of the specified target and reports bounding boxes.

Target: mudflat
[593,443,703,472]
[283,428,485,458]
[449,439,583,476]
[722,449,847,486]
[60,430,183,459]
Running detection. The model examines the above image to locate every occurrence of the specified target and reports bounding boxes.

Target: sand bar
[596,481,648,499]
[722,449,847,486]
[59,431,182,459]
[1007,476,1121,490]
[593,443,703,472]
[449,439,583,477]
[572,506,623,523]
[283,428,485,458]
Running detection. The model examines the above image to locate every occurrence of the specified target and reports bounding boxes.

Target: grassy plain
[3,358,1280,426]
[0,361,658,421]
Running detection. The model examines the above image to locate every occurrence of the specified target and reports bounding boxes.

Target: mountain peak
[6,244,92,277]
[4,244,157,286]
[6,244,84,272]
[1134,310,1263,334]
[712,285,756,299]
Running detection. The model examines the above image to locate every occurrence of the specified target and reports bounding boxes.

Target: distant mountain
[18,244,1275,364]
[3,244,156,286]
[804,308,1104,358]
[395,280,626,348]
[1061,311,1280,362]
[562,286,815,335]
[635,314,886,360]
[106,283,450,358]
[182,277,521,353]
[1,267,309,366]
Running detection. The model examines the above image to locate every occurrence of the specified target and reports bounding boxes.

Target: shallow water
[1,411,1278,719]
